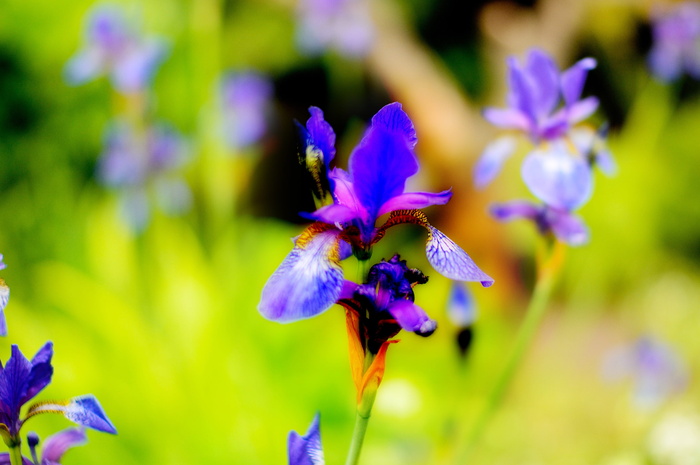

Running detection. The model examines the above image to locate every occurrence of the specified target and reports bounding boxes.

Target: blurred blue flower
[288,414,324,465]
[0,255,8,337]
[258,103,493,323]
[447,281,475,328]
[296,0,374,58]
[0,428,87,465]
[0,342,116,453]
[65,4,168,94]
[97,120,191,230]
[603,336,688,408]
[220,71,273,150]
[648,2,700,82]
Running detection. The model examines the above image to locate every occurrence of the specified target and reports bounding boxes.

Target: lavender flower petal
[387,300,436,336]
[447,281,475,327]
[28,395,117,434]
[41,427,88,463]
[474,136,517,189]
[288,413,325,465]
[425,226,494,287]
[560,57,597,107]
[521,147,592,210]
[547,208,589,246]
[377,190,452,217]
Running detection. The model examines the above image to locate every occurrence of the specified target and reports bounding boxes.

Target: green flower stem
[9,445,23,465]
[458,240,564,461]
[345,405,374,465]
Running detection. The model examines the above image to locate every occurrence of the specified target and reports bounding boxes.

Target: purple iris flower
[296,0,374,58]
[648,2,700,82]
[0,342,116,455]
[0,428,87,465]
[258,103,493,323]
[288,414,324,465]
[65,5,168,94]
[475,49,611,210]
[97,120,191,230]
[220,71,273,150]
[603,336,688,408]
[0,255,8,337]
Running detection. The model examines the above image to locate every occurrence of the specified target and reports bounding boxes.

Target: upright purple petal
[258,227,344,322]
[377,190,452,217]
[525,49,560,117]
[304,107,336,169]
[425,227,494,287]
[41,427,88,464]
[507,57,538,122]
[560,57,596,107]
[288,413,325,465]
[349,103,419,222]
[521,146,593,210]
[21,342,54,406]
[387,300,436,336]
[0,346,35,423]
[474,136,517,189]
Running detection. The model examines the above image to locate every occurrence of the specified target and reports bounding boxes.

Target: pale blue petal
[425,227,494,287]
[474,136,517,189]
[258,228,344,322]
[522,147,592,210]
[28,395,117,434]
[447,281,476,327]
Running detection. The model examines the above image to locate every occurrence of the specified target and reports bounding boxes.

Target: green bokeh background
[2,0,700,464]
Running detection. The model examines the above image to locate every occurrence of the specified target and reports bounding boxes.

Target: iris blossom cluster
[648,1,700,82]
[98,120,191,230]
[288,414,324,465]
[475,49,614,245]
[259,102,493,326]
[0,255,8,337]
[64,4,168,94]
[220,71,273,151]
[0,343,116,464]
[295,0,374,58]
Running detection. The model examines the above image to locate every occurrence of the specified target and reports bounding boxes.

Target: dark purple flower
[490,200,588,246]
[258,103,493,323]
[97,120,191,230]
[0,342,116,450]
[648,2,700,82]
[221,71,273,150]
[65,5,168,93]
[0,255,8,337]
[0,428,87,465]
[288,414,324,465]
[603,336,688,408]
[296,0,374,58]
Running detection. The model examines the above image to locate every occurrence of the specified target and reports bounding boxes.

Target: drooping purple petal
[377,189,452,217]
[425,226,494,287]
[474,136,517,189]
[41,427,88,464]
[560,57,596,107]
[547,208,589,246]
[258,227,344,322]
[288,413,325,465]
[349,103,419,222]
[490,200,540,222]
[566,96,599,124]
[521,146,593,210]
[447,281,475,327]
[387,300,436,336]
[482,108,530,130]
[28,396,117,434]
[525,49,560,117]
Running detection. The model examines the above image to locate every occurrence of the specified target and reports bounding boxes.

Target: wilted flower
[65,4,168,93]
[0,342,116,459]
[648,1,700,82]
[220,71,273,150]
[258,103,493,323]
[288,414,324,465]
[296,0,374,58]
[0,255,8,337]
[603,336,688,408]
[97,120,191,230]
[0,428,87,465]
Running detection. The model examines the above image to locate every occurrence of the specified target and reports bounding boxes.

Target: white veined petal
[425,227,494,287]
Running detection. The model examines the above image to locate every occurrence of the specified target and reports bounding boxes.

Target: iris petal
[288,413,325,465]
[490,200,540,222]
[0,280,8,337]
[548,209,589,246]
[566,96,599,124]
[561,57,596,107]
[258,226,344,323]
[425,226,494,287]
[447,281,476,327]
[26,395,117,434]
[377,189,452,217]
[387,300,436,336]
[525,49,560,117]
[474,136,517,189]
[305,107,336,168]
[522,146,592,210]
[350,103,419,221]
[482,108,530,130]
[42,427,88,463]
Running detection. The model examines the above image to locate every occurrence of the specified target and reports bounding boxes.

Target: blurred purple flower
[288,414,324,465]
[603,336,688,408]
[447,281,475,328]
[0,342,116,454]
[258,103,493,324]
[296,0,374,58]
[648,2,700,82]
[97,120,191,230]
[0,428,87,465]
[221,71,273,150]
[0,255,8,337]
[65,4,168,93]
